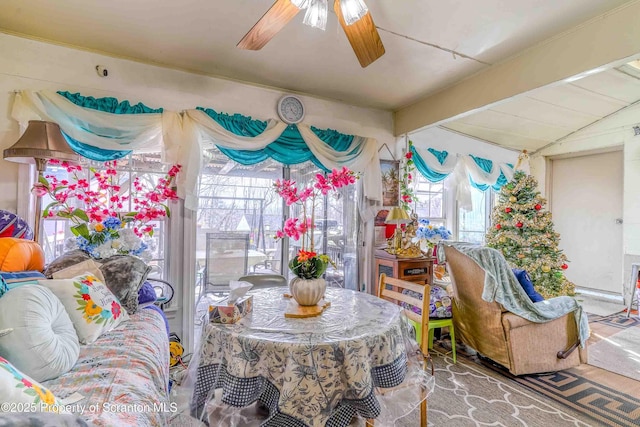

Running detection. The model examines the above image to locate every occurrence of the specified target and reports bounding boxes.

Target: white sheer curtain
[12,91,165,152]
[412,145,514,212]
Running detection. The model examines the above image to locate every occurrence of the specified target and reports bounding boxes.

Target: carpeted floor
[427,351,595,427]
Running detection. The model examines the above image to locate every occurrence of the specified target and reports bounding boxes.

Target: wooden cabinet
[374,249,433,285]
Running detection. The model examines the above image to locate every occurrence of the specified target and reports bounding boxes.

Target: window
[288,162,359,290]
[195,152,359,303]
[196,153,283,297]
[457,187,494,244]
[412,175,445,227]
[40,153,171,279]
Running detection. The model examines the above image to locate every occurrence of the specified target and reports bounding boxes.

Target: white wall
[0,32,395,211]
[537,101,639,299]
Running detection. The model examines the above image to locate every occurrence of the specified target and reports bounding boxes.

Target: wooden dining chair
[366,273,430,427]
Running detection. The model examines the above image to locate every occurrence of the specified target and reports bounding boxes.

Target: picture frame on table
[380,160,400,207]
[374,226,387,247]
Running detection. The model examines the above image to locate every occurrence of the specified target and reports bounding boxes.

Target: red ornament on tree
[505,207,512,213]
[516,221,523,228]
[561,264,568,270]
[534,204,542,211]
[496,224,501,230]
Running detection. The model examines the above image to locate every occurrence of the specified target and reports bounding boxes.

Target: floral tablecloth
[190,287,409,427]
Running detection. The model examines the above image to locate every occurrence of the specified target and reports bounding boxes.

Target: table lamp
[385,206,411,255]
[3,120,80,243]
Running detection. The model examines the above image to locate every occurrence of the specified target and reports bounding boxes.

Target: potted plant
[273,167,357,306]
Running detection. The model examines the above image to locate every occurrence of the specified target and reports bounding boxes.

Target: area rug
[466,343,640,427]
[505,366,640,427]
[587,312,640,338]
[457,313,640,426]
[427,352,595,427]
[169,351,595,427]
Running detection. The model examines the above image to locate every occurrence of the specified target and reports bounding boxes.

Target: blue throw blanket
[439,242,590,347]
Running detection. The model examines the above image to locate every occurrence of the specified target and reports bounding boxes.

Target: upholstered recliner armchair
[441,242,588,376]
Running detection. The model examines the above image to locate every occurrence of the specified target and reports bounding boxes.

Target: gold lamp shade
[3,120,79,171]
[385,207,411,255]
[3,120,80,243]
[385,206,411,224]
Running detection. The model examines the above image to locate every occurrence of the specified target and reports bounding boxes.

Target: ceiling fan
[237,0,385,68]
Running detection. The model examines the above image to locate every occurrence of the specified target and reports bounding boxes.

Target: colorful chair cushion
[401,285,453,318]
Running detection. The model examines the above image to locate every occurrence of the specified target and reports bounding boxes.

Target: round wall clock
[277,95,305,124]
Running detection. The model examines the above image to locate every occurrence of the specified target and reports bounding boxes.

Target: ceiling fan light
[290,0,310,9]
[340,0,368,25]
[303,0,328,30]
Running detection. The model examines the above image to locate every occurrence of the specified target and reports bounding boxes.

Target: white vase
[289,277,326,306]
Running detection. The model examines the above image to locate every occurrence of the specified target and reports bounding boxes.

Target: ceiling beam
[394,0,640,136]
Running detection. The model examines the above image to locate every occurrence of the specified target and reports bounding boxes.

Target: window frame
[38,154,173,281]
[411,174,447,227]
[455,187,496,245]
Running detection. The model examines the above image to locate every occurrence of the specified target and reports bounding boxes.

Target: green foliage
[288,254,330,280]
[486,170,575,298]
[400,140,417,211]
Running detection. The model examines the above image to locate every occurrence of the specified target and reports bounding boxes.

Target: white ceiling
[1,0,639,153]
[442,64,640,152]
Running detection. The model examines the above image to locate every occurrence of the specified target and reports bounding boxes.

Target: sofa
[0,237,170,426]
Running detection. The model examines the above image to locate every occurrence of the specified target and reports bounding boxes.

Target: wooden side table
[374,249,433,285]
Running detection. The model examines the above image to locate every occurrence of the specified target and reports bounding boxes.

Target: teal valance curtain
[56,91,163,161]
[411,146,451,182]
[198,107,355,172]
[410,145,515,192]
[468,155,513,191]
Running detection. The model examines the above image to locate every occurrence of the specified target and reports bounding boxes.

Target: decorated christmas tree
[485,159,575,298]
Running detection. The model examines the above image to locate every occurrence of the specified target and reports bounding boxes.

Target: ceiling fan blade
[334,0,385,68]
[237,0,301,50]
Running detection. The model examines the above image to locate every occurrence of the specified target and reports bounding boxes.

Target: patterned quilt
[42,308,170,427]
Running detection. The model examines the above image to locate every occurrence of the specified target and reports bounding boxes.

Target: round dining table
[190,286,410,427]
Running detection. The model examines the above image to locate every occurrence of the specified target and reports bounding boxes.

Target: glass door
[288,162,359,289]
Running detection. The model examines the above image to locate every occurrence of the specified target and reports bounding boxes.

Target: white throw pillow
[39,273,129,344]
[0,286,79,382]
[0,356,66,412]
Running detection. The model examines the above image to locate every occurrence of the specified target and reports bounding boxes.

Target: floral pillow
[39,273,129,344]
[0,355,64,412]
